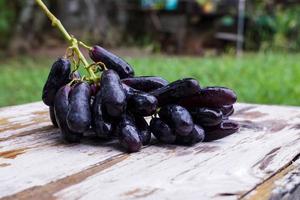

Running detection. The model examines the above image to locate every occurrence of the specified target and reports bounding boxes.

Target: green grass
[0,52,300,107]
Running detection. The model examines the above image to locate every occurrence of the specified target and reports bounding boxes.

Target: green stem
[35,0,96,79]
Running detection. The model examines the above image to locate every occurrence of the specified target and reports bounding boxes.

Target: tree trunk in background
[9,0,49,54]
[8,0,127,54]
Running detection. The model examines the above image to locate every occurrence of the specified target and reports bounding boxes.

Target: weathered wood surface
[0,102,299,200]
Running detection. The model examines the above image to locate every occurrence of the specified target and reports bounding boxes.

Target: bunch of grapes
[42,46,239,153]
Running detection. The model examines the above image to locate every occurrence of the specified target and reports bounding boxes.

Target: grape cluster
[42,46,239,153]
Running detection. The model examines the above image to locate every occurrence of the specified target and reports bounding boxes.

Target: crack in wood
[122,188,159,198]
[270,166,300,200]
[0,154,129,200]
[240,153,300,200]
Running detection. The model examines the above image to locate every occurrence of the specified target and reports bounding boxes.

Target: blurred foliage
[246,2,300,51]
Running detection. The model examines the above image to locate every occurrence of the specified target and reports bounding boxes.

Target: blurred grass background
[0,52,299,107]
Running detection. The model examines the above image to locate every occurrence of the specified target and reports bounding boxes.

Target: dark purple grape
[150,118,176,144]
[101,70,126,118]
[42,58,72,106]
[54,85,82,143]
[49,106,58,127]
[150,78,201,106]
[134,116,151,145]
[122,76,169,92]
[159,105,194,136]
[179,87,237,108]
[89,46,134,79]
[176,124,205,145]
[189,107,223,126]
[204,120,239,141]
[127,93,158,116]
[67,82,92,133]
[122,83,140,98]
[91,90,113,139]
[219,105,234,117]
[116,115,142,153]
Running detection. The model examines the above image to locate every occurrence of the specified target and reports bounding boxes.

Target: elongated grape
[49,106,58,128]
[134,116,151,145]
[89,45,134,79]
[179,87,237,108]
[150,78,201,106]
[159,105,194,136]
[117,114,142,152]
[101,70,126,118]
[42,58,71,106]
[127,93,158,116]
[150,118,176,144]
[54,85,82,143]
[189,107,223,126]
[122,76,169,92]
[176,124,205,145]
[92,90,113,139]
[67,82,92,133]
[204,120,239,141]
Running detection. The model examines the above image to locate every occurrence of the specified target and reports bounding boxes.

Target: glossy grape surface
[54,85,82,143]
[122,76,168,92]
[89,45,134,79]
[67,82,92,133]
[189,107,223,126]
[150,78,201,106]
[179,87,237,108]
[204,120,239,141]
[42,58,72,106]
[159,105,194,136]
[150,118,176,144]
[117,114,142,152]
[101,70,127,118]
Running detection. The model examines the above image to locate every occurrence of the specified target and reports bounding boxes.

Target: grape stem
[35,0,97,79]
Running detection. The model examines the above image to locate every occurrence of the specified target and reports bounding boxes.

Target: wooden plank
[0,102,300,199]
[0,102,125,198]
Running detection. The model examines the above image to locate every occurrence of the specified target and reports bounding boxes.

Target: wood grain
[0,102,300,200]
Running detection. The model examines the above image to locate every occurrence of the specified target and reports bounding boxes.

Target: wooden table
[0,102,299,200]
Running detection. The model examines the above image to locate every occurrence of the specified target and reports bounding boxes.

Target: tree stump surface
[0,102,299,200]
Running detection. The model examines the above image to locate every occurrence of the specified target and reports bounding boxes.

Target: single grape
[127,93,158,116]
[176,124,205,145]
[54,85,82,143]
[116,114,142,153]
[101,70,127,118]
[42,58,72,106]
[204,120,239,141]
[122,76,169,92]
[150,118,176,144]
[189,107,223,126]
[67,82,92,133]
[159,105,194,136]
[179,86,237,108]
[89,45,134,79]
[150,78,201,106]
